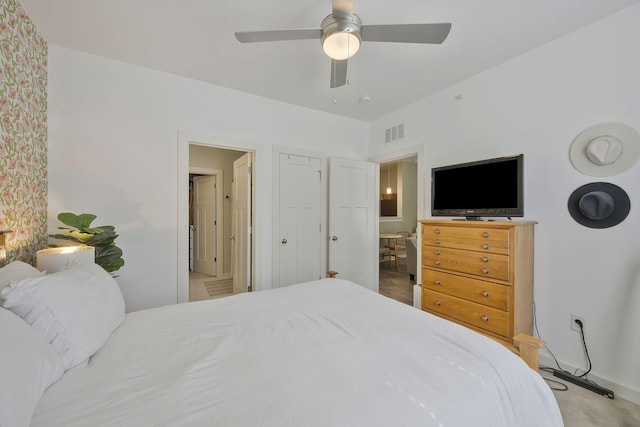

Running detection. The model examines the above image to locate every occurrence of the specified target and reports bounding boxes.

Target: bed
[1,261,563,426]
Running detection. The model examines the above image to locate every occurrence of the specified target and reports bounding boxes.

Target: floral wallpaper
[0,0,48,265]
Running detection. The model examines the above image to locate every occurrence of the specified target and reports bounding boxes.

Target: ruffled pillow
[0,263,125,371]
[0,260,45,292]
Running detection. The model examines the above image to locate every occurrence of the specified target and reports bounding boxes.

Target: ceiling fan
[234,0,451,88]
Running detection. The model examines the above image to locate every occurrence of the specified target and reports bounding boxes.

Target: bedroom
[1,0,639,422]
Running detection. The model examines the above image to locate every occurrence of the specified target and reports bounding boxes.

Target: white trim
[380,217,404,223]
[190,166,218,174]
[177,132,263,304]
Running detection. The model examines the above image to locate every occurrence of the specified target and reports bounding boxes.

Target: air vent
[384,122,406,143]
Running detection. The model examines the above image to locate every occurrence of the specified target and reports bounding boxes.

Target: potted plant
[50,212,125,274]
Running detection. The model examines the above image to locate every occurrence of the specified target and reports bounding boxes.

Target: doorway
[177,133,258,304]
[189,167,225,302]
[371,148,424,306]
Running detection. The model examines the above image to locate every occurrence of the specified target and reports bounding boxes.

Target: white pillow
[0,263,125,371]
[0,260,45,292]
[0,307,64,427]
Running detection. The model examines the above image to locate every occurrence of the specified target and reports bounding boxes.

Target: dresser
[420,220,536,349]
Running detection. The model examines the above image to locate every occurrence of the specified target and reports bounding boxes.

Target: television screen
[431,154,524,218]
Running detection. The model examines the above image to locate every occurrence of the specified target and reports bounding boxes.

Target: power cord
[533,302,612,397]
[572,319,592,378]
[533,302,568,391]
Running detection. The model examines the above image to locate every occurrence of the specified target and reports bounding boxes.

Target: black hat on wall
[567,182,630,229]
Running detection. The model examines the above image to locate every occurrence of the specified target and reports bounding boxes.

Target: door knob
[281,238,287,244]
[229,236,236,240]
[331,236,338,241]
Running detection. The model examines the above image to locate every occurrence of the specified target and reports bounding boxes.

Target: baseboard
[412,284,421,309]
[539,353,640,404]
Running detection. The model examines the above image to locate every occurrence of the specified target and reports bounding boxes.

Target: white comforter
[33,279,562,426]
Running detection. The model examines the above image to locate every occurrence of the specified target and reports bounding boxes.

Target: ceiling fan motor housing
[321,13,362,60]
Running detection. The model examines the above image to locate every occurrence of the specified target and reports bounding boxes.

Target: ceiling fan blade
[330,59,348,88]
[332,0,355,14]
[235,28,322,43]
[361,23,452,44]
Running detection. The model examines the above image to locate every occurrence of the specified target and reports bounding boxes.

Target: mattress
[32,279,563,426]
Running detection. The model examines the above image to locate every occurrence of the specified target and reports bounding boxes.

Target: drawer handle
[435,260,441,265]
[482,232,490,238]
[481,315,489,322]
[481,290,489,297]
[482,243,490,250]
[434,279,441,285]
[435,300,441,306]
[435,229,441,235]
[482,268,489,274]
[435,239,441,244]
[482,256,489,263]
[434,250,441,255]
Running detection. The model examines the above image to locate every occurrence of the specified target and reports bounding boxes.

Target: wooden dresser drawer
[422,289,509,337]
[422,247,510,281]
[422,225,510,255]
[422,269,509,310]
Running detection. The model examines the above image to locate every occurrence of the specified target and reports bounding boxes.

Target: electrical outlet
[570,314,585,332]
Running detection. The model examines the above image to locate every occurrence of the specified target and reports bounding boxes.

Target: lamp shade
[0,230,11,265]
[37,246,95,273]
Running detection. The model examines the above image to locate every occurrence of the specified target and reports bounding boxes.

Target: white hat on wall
[569,122,640,177]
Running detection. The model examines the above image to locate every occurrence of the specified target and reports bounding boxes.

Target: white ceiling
[19,0,640,122]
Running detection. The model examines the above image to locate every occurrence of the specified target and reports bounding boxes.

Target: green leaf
[84,230,118,246]
[100,258,125,273]
[57,213,96,230]
[49,232,87,244]
[95,245,123,262]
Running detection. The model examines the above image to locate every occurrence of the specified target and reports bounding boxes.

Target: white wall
[47,45,369,312]
[370,5,640,401]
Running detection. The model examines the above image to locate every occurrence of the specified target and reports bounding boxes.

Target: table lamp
[36,246,95,273]
[0,230,11,265]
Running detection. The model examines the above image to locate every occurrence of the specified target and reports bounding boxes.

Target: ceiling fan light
[322,32,361,60]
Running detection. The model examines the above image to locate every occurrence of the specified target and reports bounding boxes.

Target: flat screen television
[431,154,524,219]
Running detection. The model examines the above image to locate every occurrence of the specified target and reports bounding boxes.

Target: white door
[275,153,322,287]
[231,153,251,294]
[328,158,378,291]
[193,175,217,276]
